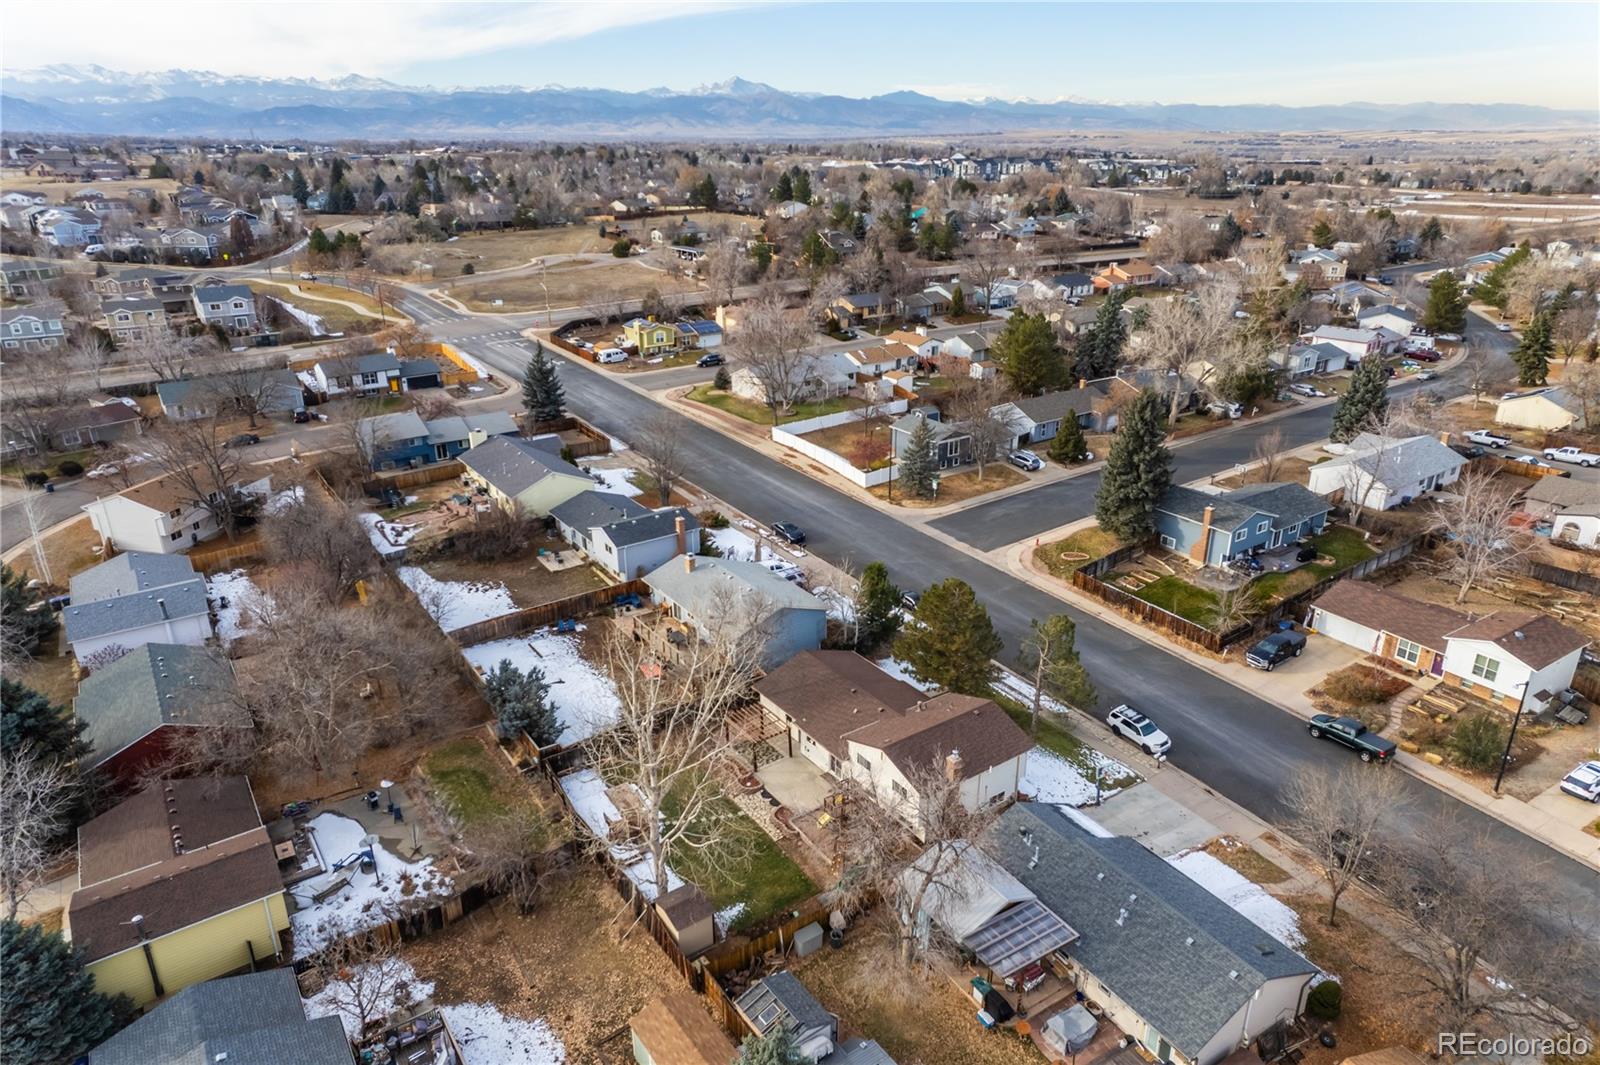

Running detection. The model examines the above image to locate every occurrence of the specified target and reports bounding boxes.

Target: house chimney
[916,324,929,337]
[754,539,763,562]
[1078,378,1087,390]
[467,428,488,449]
[944,749,964,781]
[674,514,686,555]
[684,554,695,574]
[1438,431,1451,445]
[1193,506,1215,564]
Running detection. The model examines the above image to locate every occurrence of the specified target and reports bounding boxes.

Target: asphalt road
[449,310,1599,990]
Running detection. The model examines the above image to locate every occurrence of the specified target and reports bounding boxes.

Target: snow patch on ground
[590,467,642,497]
[558,768,684,902]
[306,960,436,1040]
[873,657,936,693]
[714,902,747,937]
[263,485,305,516]
[399,567,518,632]
[710,527,758,560]
[289,813,453,959]
[812,586,854,622]
[207,569,271,645]
[463,628,620,743]
[1021,747,1133,807]
[359,512,417,558]
[994,669,1074,716]
[1167,850,1305,950]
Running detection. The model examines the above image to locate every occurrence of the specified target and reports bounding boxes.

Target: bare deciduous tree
[1561,357,1600,429]
[1251,427,1287,483]
[1427,468,1533,603]
[1281,764,1406,926]
[262,480,376,603]
[311,933,426,1041]
[466,812,557,914]
[129,328,218,382]
[635,415,685,506]
[1460,346,1496,408]
[733,292,821,423]
[143,417,255,540]
[0,746,74,920]
[945,377,1017,480]
[1141,280,1242,421]
[200,364,290,429]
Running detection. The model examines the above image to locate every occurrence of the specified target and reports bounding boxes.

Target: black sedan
[770,521,806,545]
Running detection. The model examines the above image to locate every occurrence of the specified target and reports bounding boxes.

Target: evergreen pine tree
[897,578,1002,695]
[0,679,89,763]
[1310,219,1336,248]
[1,564,57,655]
[948,284,966,318]
[1329,356,1391,443]
[854,561,902,653]
[289,166,310,206]
[897,416,937,499]
[1512,311,1553,386]
[521,343,566,424]
[691,175,719,209]
[1,919,128,1064]
[791,169,812,204]
[484,660,563,747]
[1047,418,1090,465]
[992,312,1062,396]
[1474,245,1529,310]
[773,172,793,201]
[741,1026,806,1065]
[1422,271,1467,334]
[713,365,732,390]
[1018,615,1096,721]
[1076,290,1129,381]
[1094,390,1173,541]
[1419,217,1444,252]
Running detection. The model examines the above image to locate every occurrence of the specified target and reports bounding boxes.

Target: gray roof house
[552,490,701,579]
[74,643,244,784]
[644,555,827,668]
[1154,482,1333,567]
[991,804,1317,1065]
[457,435,596,515]
[889,408,973,469]
[63,552,213,661]
[156,370,305,421]
[734,971,838,1062]
[190,284,259,333]
[1306,433,1465,511]
[85,969,353,1065]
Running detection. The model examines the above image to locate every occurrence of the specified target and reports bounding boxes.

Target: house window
[829,756,840,774]
[168,507,181,518]
[1470,654,1499,683]
[855,753,871,772]
[1256,520,1269,534]
[1395,638,1422,666]
[361,372,379,385]
[169,530,183,541]
[1234,529,1246,541]
[891,781,909,800]
[1159,534,1176,549]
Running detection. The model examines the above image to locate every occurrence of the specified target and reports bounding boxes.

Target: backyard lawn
[1034,526,1125,579]
[686,383,864,425]
[661,787,815,932]
[423,735,564,842]
[798,416,896,469]
[1131,574,1221,626]
[1252,525,1376,601]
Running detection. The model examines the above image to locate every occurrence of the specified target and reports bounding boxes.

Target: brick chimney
[683,554,695,574]
[754,539,763,562]
[1438,431,1451,445]
[944,749,964,782]
[1078,378,1087,390]
[1192,505,1215,563]
[674,514,687,555]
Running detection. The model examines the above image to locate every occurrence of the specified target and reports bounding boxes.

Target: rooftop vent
[1116,908,1128,927]
[1228,970,1240,980]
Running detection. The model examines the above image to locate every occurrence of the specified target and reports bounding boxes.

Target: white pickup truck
[1542,446,1600,467]
[1466,429,1511,448]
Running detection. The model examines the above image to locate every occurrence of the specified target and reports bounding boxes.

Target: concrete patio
[754,755,835,814]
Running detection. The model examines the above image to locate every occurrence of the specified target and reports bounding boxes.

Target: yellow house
[457,434,596,516]
[623,316,679,357]
[68,777,289,1009]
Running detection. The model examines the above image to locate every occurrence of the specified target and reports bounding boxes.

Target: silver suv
[1106,704,1172,756]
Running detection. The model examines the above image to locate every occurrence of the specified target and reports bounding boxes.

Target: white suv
[1559,760,1600,803]
[1106,704,1172,756]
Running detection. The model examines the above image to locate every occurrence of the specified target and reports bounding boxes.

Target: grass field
[0,175,182,203]
[1131,574,1221,625]
[799,416,895,469]
[687,383,863,425]
[868,464,1027,507]
[250,280,396,333]
[661,787,815,932]
[1252,525,1376,600]
[448,261,695,312]
[1034,526,1125,578]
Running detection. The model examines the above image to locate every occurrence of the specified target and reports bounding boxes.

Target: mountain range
[4,66,1593,139]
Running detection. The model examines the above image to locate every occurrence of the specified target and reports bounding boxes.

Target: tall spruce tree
[484,660,562,747]
[897,578,1002,695]
[2,565,57,657]
[854,561,902,653]
[1075,290,1129,381]
[522,343,565,423]
[897,417,936,499]
[1,920,128,1064]
[1474,245,1529,310]
[948,284,966,318]
[1094,390,1173,541]
[0,679,89,764]
[992,312,1061,395]
[1422,270,1467,334]
[1329,356,1390,442]
[1512,311,1554,386]
[1048,418,1090,465]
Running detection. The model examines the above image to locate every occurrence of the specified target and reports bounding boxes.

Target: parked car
[1416,370,1438,381]
[1378,274,1396,286]
[1007,449,1044,472]
[697,352,724,367]
[1512,454,1567,474]
[1206,401,1243,419]
[1542,446,1600,467]
[293,409,312,424]
[1466,429,1511,448]
[1246,630,1307,670]
[1496,322,1513,332]
[225,433,260,448]
[770,520,806,545]
[901,590,922,612]
[1307,714,1396,763]
[299,272,317,281]
[596,347,628,364]
[1449,443,1486,460]
[1105,704,1172,756]
[1558,760,1600,802]
[1408,349,1441,362]
[1289,383,1327,398]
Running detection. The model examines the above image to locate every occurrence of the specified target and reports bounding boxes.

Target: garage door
[1309,608,1381,654]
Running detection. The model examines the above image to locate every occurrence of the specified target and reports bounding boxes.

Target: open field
[447,261,696,312]
[0,175,183,202]
[250,280,396,333]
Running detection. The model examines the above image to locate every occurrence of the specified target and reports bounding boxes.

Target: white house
[1521,477,1600,548]
[61,552,212,661]
[644,555,827,669]
[1441,613,1589,713]
[1495,387,1587,432]
[309,352,403,396]
[1355,304,1418,338]
[190,284,259,334]
[1301,325,1382,363]
[941,332,992,361]
[1306,432,1465,511]
[82,469,272,555]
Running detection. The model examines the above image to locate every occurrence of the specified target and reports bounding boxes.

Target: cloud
[2,1,738,81]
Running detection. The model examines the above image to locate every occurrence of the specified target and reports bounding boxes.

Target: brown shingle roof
[1445,612,1589,670]
[754,651,923,760]
[629,992,738,1065]
[77,776,264,885]
[656,883,714,930]
[1312,581,1469,652]
[844,693,1033,780]
[121,467,232,514]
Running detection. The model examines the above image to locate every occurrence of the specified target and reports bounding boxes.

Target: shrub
[55,460,84,478]
[461,262,475,275]
[611,239,632,258]
[696,508,730,529]
[22,472,49,487]
[1322,665,1408,707]
[1448,711,1507,772]
[713,366,731,390]
[1306,979,1342,1021]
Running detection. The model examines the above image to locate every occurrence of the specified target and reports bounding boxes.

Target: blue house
[1153,483,1332,567]
[359,409,520,470]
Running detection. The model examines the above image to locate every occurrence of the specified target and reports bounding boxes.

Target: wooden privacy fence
[522,413,613,459]
[188,537,265,574]
[444,578,650,646]
[1477,454,1573,480]
[366,461,466,491]
[1523,559,1600,596]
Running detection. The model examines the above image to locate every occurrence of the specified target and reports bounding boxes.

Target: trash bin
[793,922,824,957]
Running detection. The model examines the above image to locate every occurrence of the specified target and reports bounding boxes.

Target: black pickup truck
[1308,713,1397,763]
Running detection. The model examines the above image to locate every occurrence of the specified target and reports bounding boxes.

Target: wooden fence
[367,461,466,491]
[1523,559,1600,596]
[444,578,650,646]
[522,413,613,459]
[188,536,266,574]
[1478,454,1573,480]
[548,333,599,364]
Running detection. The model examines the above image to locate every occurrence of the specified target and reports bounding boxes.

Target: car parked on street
[697,352,724,367]
[225,433,260,448]
[1007,449,1044,472]
[1449,443,1486,460]
[1289,383,1328,398]
[1308,714,1396,763]
[1466,429,1511,448]
[1106,704,1172,756]
[1543,446,1600,468]
[1512,454,1568,475]
[1245,630,1307,670]
[1558,760,1600,802]
[1416,370,1437,381]
[901,590,921,612]
[770,520,806,545]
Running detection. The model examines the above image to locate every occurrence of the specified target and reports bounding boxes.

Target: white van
[596,347,628,364]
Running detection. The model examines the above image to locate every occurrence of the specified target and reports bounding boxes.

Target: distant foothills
[4,65,1595,139]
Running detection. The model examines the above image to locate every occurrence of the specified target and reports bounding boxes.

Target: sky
[6,1,1598,110]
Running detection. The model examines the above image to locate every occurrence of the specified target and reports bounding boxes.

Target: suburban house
[0,258,64,298]
[1047,271,1096,298]
[991,804,1318,1065]
[35,206,103,247]
[1301,325,1381,363]
[884,329,943,361]
[1283,247,1347,286]
[1306,432,1465,510]
[190,284,260,335]
[551,490,700,580]
[629,992,737,1065]
[729,359,851,407]
[941,332,992,361]
[84,969,355,1065]
[1094,261,1159,291]
[357,409,520,470]
[309,351,403,396]
[156,370,306,421]
[1,300,68,353]
[676,319,724,350]
[1520,477,1600,548]
[754,651,1032,824]
[100,296,169,342]
[1273,341,1346,377]
[75,643,244,786]
[69,776,289,1008]
[1309,580,1589,712]
[889,408,973,469]
[643,555,827,668]
[1355,304,1418,338]
[834,340,920,382]
[62,552,213,661]
[1154,483,1333,566]
[829,292,890,328]
[83,468,272,555]
[734,972,839,1062]
[23,401,146,455]
[623,317,680,357]
[457,435,595,516]
[1495,386,1587,432]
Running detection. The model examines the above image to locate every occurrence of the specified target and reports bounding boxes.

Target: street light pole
[1492,705,1524,794]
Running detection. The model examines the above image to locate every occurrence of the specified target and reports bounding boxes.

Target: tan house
[69,777,288,1008]
[457,435,596,516]
[1093,260,1159,291]
[630,991,738,1065]
[1494,386,1587,432]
